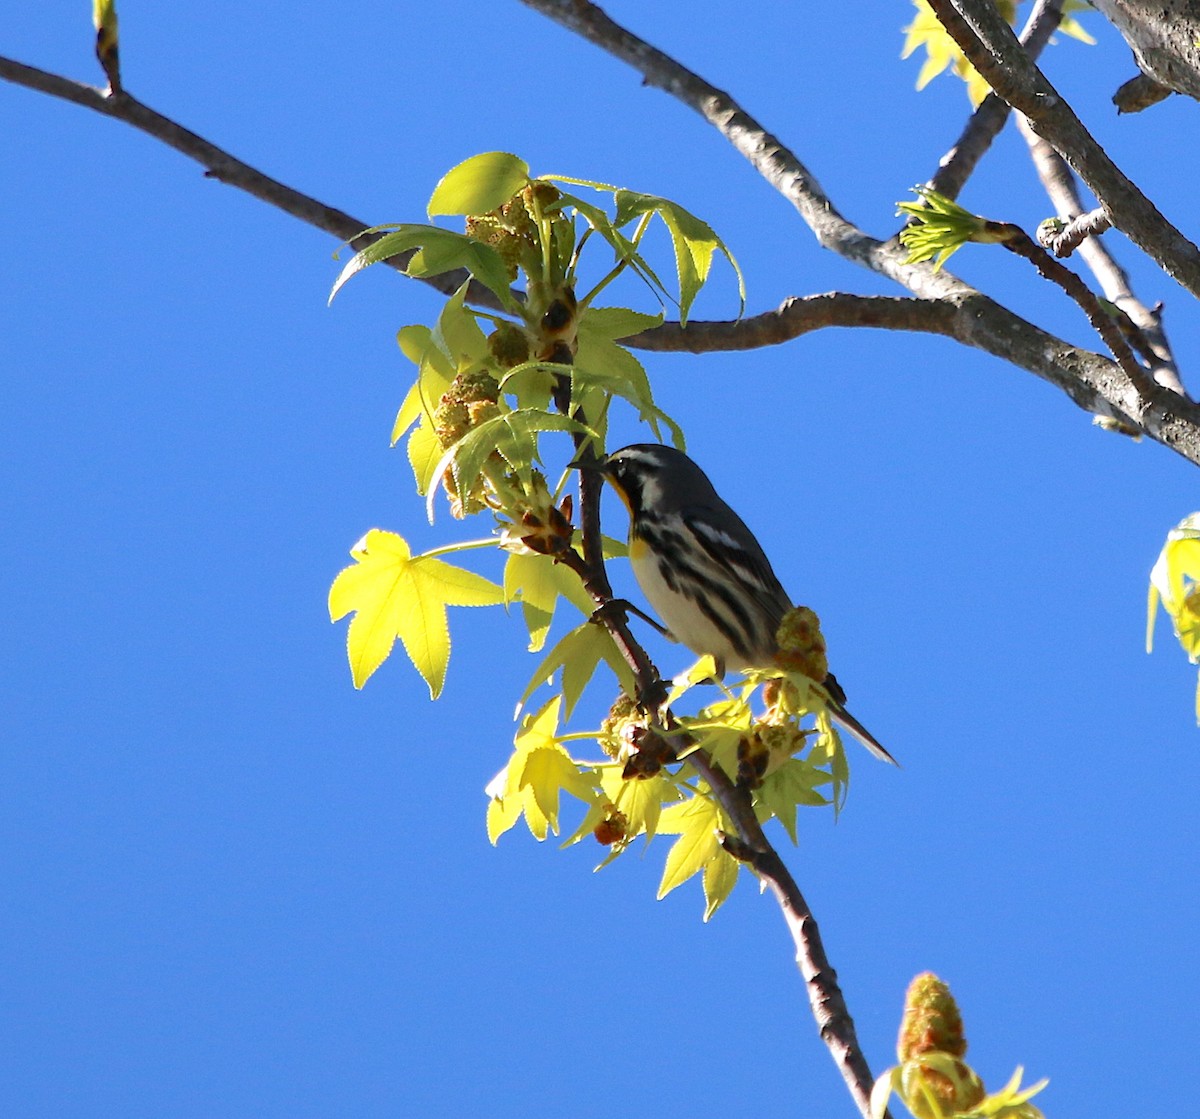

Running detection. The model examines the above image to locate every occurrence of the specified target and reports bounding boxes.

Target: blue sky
[2,4,1198,1117]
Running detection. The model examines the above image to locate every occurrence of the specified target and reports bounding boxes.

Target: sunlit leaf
[702,846,739,921]
[612,190,745,325]
[517,621,635,720]
[755,758,829,845]
[328,530,503,695]
[657,794,722,899]
[407,418,444,495]
[488,698,601,841]
[428,151,530,217]
[329,224,516,310]
[503,551,593,652]
[598,769,681,843]
[427,408,593,521]
[1147,514,1200,721]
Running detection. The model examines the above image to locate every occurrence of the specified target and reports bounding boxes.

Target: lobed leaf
[328,529,503,696]
[503,550,593,652]
[657,794,723,899]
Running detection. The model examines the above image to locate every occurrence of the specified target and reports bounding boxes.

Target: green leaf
[328,529,503,696]
[612,190,745,325]
[755,758,829,845]
[329,225,516,310]
[488,698,601,841]
[578,305,664,341]
[897,187,1009,271]
[431,281,489,371]
[600,769,681,844]
[702,846,739,921]
[427,408,593,521]
[517,621,636,720]
[574,318,684,447]
[428,152,530,217]
[407,418,443,495]
[657,794,722,899]
[392,324,456,445]
[1147,514,1200,721]
[503,551,593,651]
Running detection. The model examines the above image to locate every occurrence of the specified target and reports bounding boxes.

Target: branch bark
[928,0,1065,201]
[925,0,1200,299]
[1019,116,1184,394]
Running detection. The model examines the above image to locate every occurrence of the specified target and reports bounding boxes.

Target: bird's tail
[820,671,896,765]
[830,703,898,766]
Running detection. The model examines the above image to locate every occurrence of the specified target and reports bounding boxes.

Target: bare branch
[1020,116,1184,392]
[630,294,959,352]
[928,0,1065,200]
[996,224,1155,395]
[924,0,1200,299]
[0,55,507,309]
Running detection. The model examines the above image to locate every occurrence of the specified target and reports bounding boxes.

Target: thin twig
[1018,116,1185,395]
[0,55,506,310]
[993,224,1156,395]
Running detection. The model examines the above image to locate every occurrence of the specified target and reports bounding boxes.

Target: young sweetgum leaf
[428,152,530,218]
[328,529,503,696]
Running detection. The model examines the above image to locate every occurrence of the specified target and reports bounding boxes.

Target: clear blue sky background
[2,4,1198,1117]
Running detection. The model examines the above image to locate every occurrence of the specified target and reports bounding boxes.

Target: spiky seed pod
[433,400,472,448]
[598,694,642,760]
[449,369,500,405]
[488,323,531,369]
[593,806,628,846]
[773,605,830,681]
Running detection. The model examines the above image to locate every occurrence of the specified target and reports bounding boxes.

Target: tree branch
[925,0,1200,299]
[928,0,1065,201]
[1018,116,1184,395]
[7,44,1200,464]
[0,55,507,309]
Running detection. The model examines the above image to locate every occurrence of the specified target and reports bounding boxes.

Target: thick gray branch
[1092,0,1200,103]
[926,0,1200,299]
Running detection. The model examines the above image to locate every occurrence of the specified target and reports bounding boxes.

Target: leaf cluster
[325,152,844,914]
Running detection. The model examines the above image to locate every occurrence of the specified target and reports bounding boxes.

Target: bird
[586,442,896,765]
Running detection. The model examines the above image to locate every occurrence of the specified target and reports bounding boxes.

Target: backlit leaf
[428,152,530,217]
[657,795,722,899]
[504,551,593,652]
[328,529,503,696]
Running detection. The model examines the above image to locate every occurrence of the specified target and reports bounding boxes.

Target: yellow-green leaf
[503,550,593,652]
[599,768,681,843]
[518,621,636,720]
[1147,514,1200,722]
[407,419,443,495]
[428,152,530,218]
[489,698,601,840]
[756,758,829,845]
[702,846,739,921]
[657,795,722,899]
[328,529,503,696]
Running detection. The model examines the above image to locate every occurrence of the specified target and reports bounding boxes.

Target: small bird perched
[587,443,896,765]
